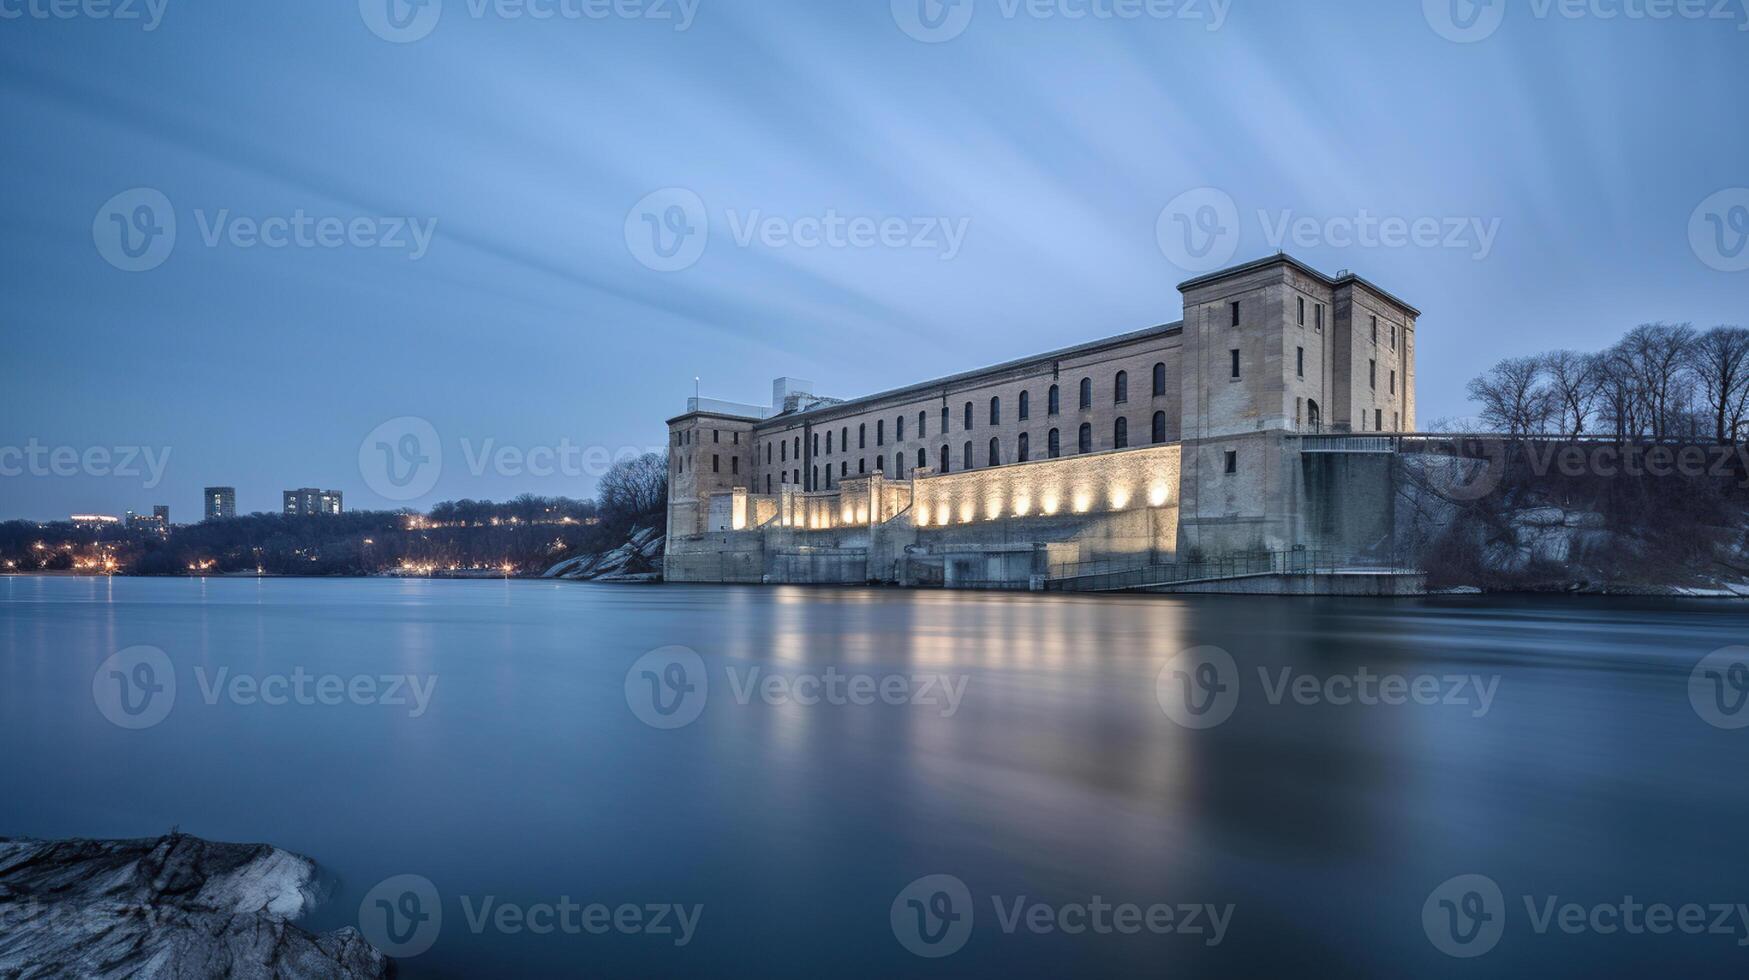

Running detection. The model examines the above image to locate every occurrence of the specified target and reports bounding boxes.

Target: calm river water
[3,576,1747,977]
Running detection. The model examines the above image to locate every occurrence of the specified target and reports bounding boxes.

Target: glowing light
[1072,493,1092,514]
[1042,496,1061,516]
[1148,483,1170,507]
[1013,496,1031,516]
[1109,487,1131,510]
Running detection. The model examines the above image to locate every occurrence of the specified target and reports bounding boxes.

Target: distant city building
[69,514,121,529]
[125,506,170,536]
[283,488,343,516]
[204,487,236,521]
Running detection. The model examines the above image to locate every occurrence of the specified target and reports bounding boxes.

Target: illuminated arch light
[1109,487,1131,510]
[1148,483,1171,507]
[1071,492,1093,514]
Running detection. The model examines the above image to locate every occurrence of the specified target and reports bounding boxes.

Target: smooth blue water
[3,576,1747,977]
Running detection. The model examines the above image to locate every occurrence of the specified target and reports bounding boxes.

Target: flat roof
[1177,253,1422,317]
[749,321,1185,429]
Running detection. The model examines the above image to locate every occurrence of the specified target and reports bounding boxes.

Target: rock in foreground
[0,833,389,979]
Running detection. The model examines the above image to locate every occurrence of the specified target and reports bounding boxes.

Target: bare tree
[1685,325,1749,443]
[598,453,669,521]
[1540,349,1600,438]
[1467,355,1553,436]
[1617,323,1697,439]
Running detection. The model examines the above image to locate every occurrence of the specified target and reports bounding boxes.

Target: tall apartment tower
[204,487,236,521]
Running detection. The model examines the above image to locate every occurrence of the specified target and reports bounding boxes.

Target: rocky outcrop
[0,833,389,979]
[543,526,664,582]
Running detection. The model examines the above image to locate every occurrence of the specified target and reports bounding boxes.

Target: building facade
[204,487,236,521]
[663,255,1418,584]
[284,488,344,516]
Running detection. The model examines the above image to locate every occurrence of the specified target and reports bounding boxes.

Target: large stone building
[663,254,1418,585]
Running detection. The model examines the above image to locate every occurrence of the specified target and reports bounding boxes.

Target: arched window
[1153,362,1167,397]
[919,410,928,438]
[1114,417,1129,449]
[988,437,1001,467]
[1019,391,1030,420]
[876,455,885,475]
[963,402,974,430]
[1079,377,1092,409]
[858,458,866,474]
[918,448,927,470]
[827,430,834,454]
[1078,423,1093,454]
[794,437,800,460]
[825,468,832,490]
[1048,428,1060,458]
[813,433,820,456]
[811,465,818,489]
[1115,371,1128,404]
[1018,432,1030,462]
[780,440,787,462]
[1307,400,1322,433]
[939,445,950,474]
[766,475,772,493]
[941,406,949,432]
[841,427,848,451]
[859,423,867,449]
[989,396,1001,425]
[1152,411,1167,444]
[1048,384,1060,415]
[962,441,974,470]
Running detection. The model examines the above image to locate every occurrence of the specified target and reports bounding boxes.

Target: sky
[1,0,1745,521]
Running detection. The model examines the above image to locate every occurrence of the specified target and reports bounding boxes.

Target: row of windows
[759,364,1173,464]
[767,414,1173,490]
[672,428,741,447]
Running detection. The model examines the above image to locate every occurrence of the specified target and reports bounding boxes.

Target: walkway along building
[663,254,1418,588]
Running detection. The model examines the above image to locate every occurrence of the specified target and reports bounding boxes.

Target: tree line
[1466,323,1749,442]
